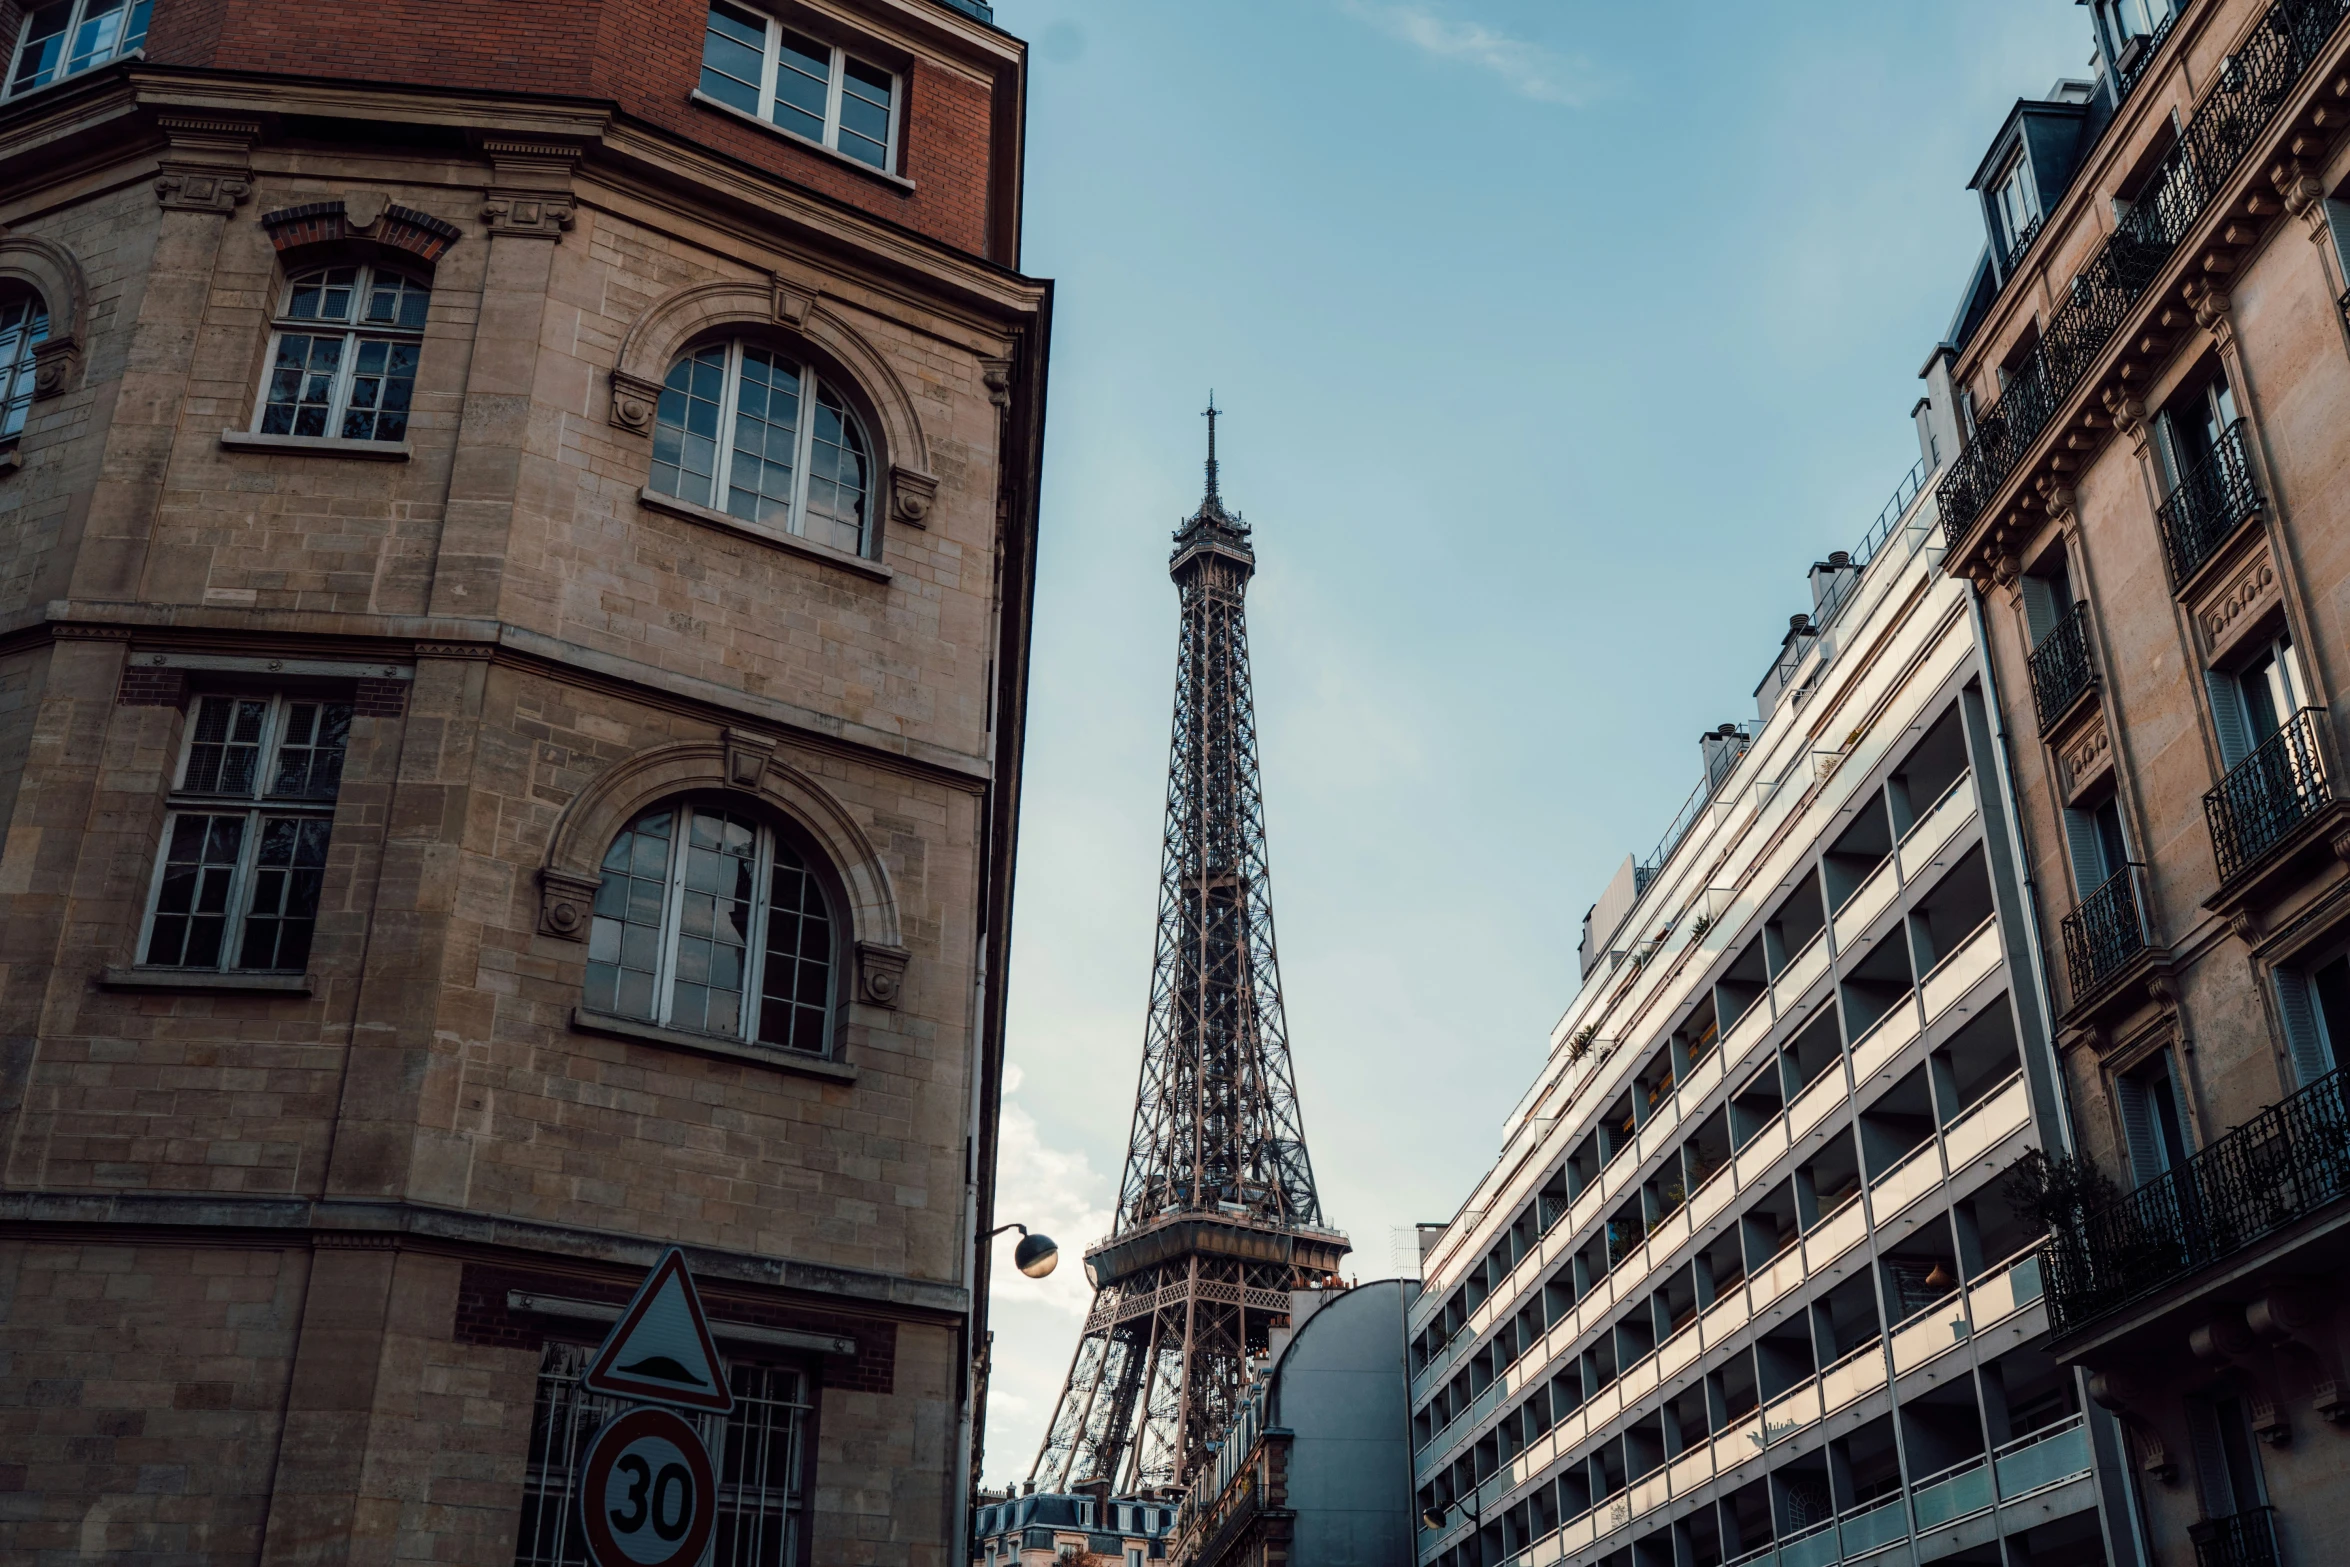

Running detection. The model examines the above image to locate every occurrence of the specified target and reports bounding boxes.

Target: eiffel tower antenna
[1027,406,1348,1494]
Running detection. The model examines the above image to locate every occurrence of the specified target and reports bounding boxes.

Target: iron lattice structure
[1029,407,1348,1495]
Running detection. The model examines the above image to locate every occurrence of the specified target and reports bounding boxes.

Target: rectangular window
[513,1341,811,1567]
[138,694,351,973]
[255,266,430,444]
[2114,1052,2190,1187]
[699,2,901,171]
[4,0,148,100]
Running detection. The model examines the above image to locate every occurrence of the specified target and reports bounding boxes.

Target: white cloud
[1337,1,1598,106]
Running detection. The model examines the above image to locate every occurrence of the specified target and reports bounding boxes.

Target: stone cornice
[0,1189,972,1321]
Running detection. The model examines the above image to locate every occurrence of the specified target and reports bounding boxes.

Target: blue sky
[979,0,2094,1489]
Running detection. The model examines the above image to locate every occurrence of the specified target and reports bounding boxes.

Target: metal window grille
[2157,419,2265,584]
[512,1341,810,1567]
[2191,1505,2283,1567]
[2205,707,2334,882]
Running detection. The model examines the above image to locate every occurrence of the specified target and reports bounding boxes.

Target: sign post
[576,1249,734,1567]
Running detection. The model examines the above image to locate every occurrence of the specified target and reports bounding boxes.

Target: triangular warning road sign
[583,1248,735,1413]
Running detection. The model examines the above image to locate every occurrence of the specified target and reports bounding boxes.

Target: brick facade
[0,1,1047,1562]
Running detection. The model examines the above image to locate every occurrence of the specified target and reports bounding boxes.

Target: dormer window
[1991,153,2041,271]
[4,0,148,100]
[2099,0,2169,58]
[699,2,900,172]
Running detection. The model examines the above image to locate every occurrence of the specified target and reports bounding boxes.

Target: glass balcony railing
[2206,708,2334,884]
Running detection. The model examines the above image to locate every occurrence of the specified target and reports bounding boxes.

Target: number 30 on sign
[580,1406,718,1567]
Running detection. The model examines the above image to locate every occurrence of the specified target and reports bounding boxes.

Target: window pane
[726,349,801,529]
[260,334,344,439]
[363,271,431,331]
[237,816,331,970]
[270,701,352,800]
[145,812,247,968]
[183,696,270,796]
[8,3,73,96]
[758,845,832,1053]
[700,1,765,114]
[0,294,47,443]
[801,379,869,555]
[586,808,674,1021]
[65,0,132,75]
[667,808,757,1039]
[651,345,728,508]
[839,59,892,167]
[342,338,420,442]
[285,268,359,324]
[771,27,830,141]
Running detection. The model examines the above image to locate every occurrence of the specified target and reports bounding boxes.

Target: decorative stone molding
[2061,721,2113,803]
[481,191,575,238]
[2229,906,2264,943]
[610,276,929,477]
[153,114,258,215]
[343,190,389,231]
[855,941,910,1008]
[2103,389,2150,457]
[889,465,938,529]
[540,738,903,956]
[609,369,663,435]
[2087,1370,2177,1483]
[479,137,584,240]
[980,358,1013,408]
[724,729,779,789]
[538,869,602,941]
[2192,1311,2291,1446]
[0,230,89,402]
[2276,158,2332,243]
[2197,549,2279,652]
[2248,1289,2350,1426]
[2191,284,2237,352]
[260,199,461,265]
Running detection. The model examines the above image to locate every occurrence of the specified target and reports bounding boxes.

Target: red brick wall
[134,0,1003,257]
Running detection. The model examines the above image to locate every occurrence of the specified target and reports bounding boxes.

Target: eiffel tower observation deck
[1028,404,1349,1494]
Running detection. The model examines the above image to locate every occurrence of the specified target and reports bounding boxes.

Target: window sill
[688,90,917,193]
[99,966,315,996]
[0,444,18,475]
[636,486,892,583]
[571,1007,859,1083]
[0,48,145,109]
[219,430,412,462]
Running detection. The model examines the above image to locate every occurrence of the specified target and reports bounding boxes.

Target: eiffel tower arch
[1029,404,1349,1494]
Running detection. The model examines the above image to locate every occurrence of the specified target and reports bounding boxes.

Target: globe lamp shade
[1014,1232,1059,1278]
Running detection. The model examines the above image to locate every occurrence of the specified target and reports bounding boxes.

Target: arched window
[0,291,48,442]
[253,264,430,443]
[650,341,874,556]
[585,801,838,1055]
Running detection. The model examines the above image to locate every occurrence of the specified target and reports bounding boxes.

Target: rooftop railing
[2059,863,2154,1005]
[2157,419,2264,585]
[1938,0,2350,547]
[2042,1061,2350,1337]
[2027,601,2097,731]
[2205,707,2333,884]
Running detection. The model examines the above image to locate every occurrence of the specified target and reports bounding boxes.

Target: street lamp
[991,1223,1059,1278]
[1422,1497,1484,1564]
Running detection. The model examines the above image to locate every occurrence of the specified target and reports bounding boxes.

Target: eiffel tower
[1029,402,1349,1494]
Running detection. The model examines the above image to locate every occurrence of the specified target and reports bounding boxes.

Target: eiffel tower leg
[1028,1321,1109,1490]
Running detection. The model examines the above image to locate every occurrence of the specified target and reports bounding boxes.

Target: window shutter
[2152,410,2187,493]
[2205,670,2252,771]
[2020,575,2059,645]
[2275,968,2333,1086]
[2063,808,2110,892]
[2326,199,2350,283]
[2115,1071,2163,1187]
[2186,1400,2235,1520]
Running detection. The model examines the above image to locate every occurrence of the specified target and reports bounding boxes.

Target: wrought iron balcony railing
[2158,419,2264,584]
[2113,9,2183,109]
[2043,1062,2350,1337]
[2339,285,2350,335]
[2028,601,2097,731]
[2000,211,2046,278]
[2206,707,2334,883]
[2059,863,2153,1004]
[1937,0,2350,548]
[2192,1504,2284,1567]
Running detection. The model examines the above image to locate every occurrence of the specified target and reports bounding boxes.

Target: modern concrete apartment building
[1408,461,2135,1567]
[0,1,1048,1563]
[1927,0,2350,1562]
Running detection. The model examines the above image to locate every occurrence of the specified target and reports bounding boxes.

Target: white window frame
[700,1,901,172]
[1993,153,2040,257]
[650,341,876,557]
[136,693,350,974]
[0,291,48,443]
[249,263,431,444]
[586,802,840,1056]
[3,0,148,102]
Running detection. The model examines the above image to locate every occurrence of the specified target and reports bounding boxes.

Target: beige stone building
[1927,0,2350,1561]
[0,0,1048,1563]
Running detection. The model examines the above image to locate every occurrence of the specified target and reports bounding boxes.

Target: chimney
[1808,550,1859,612]
[1698,723,1748,793]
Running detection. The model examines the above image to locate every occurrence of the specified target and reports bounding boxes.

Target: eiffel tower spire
[1028,404,1348,1494]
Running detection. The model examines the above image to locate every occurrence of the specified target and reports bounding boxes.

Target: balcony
[2158,420,2264,585]
[2192,1505,2284,1567]
[2059,864,2153,1006]
[2111,7,2182,109]
[2028,602,2096,731]
[2206,708,2335,884]
[1999,210,2045,278]
[2042,1063,2350,1339]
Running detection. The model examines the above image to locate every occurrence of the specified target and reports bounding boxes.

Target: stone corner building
[0,0,1049,1562]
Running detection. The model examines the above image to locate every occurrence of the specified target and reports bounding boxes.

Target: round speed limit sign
[579,1407,718,1567]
